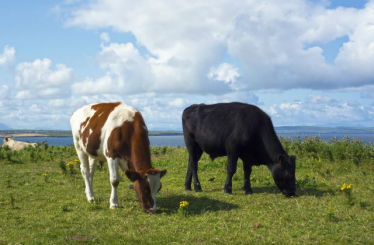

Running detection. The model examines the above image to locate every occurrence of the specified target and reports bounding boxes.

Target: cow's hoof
[110,204,120,209]
[224,189,232,195]
[245,191,253,195]
[195,189,203,193]
[185,187,192,191]
[87,198,95,203]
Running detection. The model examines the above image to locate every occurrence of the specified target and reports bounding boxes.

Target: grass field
[1,136,373,244]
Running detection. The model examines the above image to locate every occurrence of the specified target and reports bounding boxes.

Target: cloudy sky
[0,0,373,130]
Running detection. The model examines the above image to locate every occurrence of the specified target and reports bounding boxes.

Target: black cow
[182,102,296,197]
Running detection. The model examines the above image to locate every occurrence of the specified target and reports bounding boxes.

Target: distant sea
[1,133,373,147]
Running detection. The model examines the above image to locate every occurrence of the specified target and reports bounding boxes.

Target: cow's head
[3,137,13,146]
[271,154,296,197]
[125,169,167,214]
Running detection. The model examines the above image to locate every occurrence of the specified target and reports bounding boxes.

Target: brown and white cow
[3,137,38,150]
[70,102,167,213]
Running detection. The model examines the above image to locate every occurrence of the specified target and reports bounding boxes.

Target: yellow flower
[328,206,335,211]
[74,159,80,163]
[180,201,190,208]
[341,183,353,191]
[67,161,74,167]
[42,173,48,177]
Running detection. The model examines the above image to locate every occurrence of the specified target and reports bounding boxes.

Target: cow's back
[4,139,36,151]
[182,103,273,156]
[70,102,139,160]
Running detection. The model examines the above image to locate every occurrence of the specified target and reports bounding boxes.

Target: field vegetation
[0,136,373,244]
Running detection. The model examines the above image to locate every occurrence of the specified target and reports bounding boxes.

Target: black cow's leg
[243,161,253,195]
[185,143,203,192]
[185,156,193,191]
[224,154,238,194]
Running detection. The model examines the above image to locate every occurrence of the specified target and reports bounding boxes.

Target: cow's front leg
[224,154,238,194]
[107,158,120,208]
[243,161,253,195]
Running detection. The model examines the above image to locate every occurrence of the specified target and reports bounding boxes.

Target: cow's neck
[261,125,287,163]
[130,142,153,172]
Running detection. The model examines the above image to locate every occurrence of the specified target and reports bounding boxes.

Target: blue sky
[0,0,373,130]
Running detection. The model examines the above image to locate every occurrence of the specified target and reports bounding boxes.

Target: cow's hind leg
[185,141,203,192]
[243,161,253,195]
[107,158,120,208]
[224,154,239,194]
[78,152,95,202]
[88,157,98,187]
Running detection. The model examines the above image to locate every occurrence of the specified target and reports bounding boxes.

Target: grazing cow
[3,137,37,150]
[182,102,296,197]
[70,102,167,213]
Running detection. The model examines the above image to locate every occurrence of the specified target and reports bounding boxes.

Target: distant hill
[0,123,11,130]
[274,126,374,134]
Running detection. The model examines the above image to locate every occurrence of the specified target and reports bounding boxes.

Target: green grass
[1,137,374,244]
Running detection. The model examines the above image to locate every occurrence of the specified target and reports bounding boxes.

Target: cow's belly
[75,138,107,161]
[195,137,227,157]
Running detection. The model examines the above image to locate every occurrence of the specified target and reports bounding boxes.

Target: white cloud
[63,0,374,93]
[15,90,33,100]
[13,58,74,99]
[266,95,373,126]
[100,32,110,43]
[0,46,15,67]
[0,85,9,99]
[15,58,74,89]
[208,63,240,84]
[306,94,337,104]
[167,98,188,108]
[3,0,374,130]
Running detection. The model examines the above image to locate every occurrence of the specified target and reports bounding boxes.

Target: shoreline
[0,133,184,138]
[0,133,50,138]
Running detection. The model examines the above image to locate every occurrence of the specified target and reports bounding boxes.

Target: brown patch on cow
[79,102,121,156]
[106,111,152,171]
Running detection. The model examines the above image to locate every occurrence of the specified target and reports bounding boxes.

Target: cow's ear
[125,170,142,182]
[277,154,287,165]
[159,169,167,178]
[146,169,167,178]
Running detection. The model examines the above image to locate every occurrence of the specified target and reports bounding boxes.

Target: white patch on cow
[100,104,137,159]
[89,128,93,136]
[118,158,129,172]
[146,173,162,210]
[70,104,97,152]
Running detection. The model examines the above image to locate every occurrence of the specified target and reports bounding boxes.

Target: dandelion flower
[341,183,347,191]
[180,201,190,208]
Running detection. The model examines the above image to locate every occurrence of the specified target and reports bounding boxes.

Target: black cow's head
[271,154,296,197]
